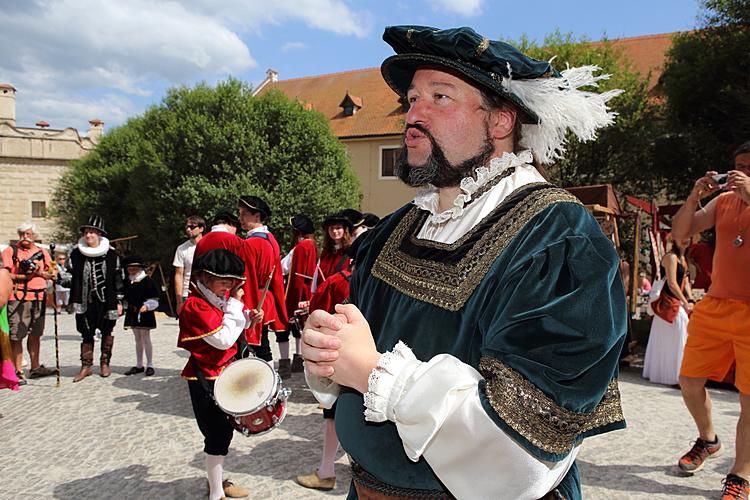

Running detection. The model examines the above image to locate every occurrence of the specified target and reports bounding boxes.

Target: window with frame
[32,201,47,218]
[380,147,401,178]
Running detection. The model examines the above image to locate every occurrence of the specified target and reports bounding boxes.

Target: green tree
[510,31,663,198]
[658,0,750,198]
[54,78,361,267]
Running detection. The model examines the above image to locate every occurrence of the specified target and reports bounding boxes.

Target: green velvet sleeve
[477,202,627,461]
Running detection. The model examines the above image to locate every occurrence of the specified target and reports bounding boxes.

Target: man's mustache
[404,123,431,139]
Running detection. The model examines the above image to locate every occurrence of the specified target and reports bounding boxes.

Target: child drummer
[177,248,263,500]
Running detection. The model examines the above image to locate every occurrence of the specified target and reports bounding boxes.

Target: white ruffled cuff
[363,341,422,423]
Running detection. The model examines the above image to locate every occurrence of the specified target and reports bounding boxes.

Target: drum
[213,357,291,436]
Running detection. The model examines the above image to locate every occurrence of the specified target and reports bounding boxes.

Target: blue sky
[0,0,702,133]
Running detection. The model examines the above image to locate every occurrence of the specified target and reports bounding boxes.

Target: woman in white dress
[643,236,693,386]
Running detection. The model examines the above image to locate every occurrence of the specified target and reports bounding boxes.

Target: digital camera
[712,173,728,185]
[19,250,45,274]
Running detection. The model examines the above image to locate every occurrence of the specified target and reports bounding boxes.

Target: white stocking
[142,330,153,367]
[133,329,144,368]
[278,341,290,360]
[206,454,224,500]
[318,418,338,479]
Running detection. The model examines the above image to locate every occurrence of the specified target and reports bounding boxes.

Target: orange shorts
[681,296,750,393]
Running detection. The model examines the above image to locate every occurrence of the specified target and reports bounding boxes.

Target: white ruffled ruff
[78,237,110,258]
[412,150,535,224]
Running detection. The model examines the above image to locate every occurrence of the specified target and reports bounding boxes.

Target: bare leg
[731,392,750,479]
[11,339,23,373]
[27,335,41,370]
[680,375,715,441]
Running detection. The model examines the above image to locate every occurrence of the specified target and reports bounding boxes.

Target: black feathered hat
[212,210,241,229]
[122,255,146,268]
[323,211,353,231]
[192,249,245,280]
[79,215,107,237]
[341,208,365,228]
[290,214,315,235]
[361,212,380,229]
[238,195,271,220]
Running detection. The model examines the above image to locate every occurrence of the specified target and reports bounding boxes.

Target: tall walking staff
[49,243,61,387]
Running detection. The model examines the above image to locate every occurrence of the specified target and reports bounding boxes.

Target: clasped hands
[302,304,381,394]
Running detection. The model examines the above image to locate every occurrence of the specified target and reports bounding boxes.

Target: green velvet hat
[381,25,559,123]
[380,25,623,165]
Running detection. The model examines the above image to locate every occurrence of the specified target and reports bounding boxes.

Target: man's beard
[395,124,494,188]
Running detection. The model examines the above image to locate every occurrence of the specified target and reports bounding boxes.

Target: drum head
[214,358,276,416]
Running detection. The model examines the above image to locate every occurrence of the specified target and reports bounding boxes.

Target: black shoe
[291,354,304,373]
[145,367,155,376]
[16,372,27,386]
[124,366,145,376]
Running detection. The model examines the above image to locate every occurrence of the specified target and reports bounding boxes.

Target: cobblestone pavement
[0,311,741,499]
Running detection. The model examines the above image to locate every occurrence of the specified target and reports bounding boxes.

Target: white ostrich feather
[502,65,623,165]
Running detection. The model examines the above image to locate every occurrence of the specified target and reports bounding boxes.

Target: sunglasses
[185,224,200,230]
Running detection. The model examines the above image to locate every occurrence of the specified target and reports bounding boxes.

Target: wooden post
[630,211,642,315]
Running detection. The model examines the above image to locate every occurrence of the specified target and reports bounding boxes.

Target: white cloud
[188,0,372,38]
[0,0,371,130]
[431,0,483,17]
[281,42,307,52]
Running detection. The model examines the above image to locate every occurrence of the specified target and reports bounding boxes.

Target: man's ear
[488,106,517,141]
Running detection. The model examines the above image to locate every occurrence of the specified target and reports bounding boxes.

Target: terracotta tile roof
[262,32,676,139]
[258,67,404,138]
[595,32,676,93]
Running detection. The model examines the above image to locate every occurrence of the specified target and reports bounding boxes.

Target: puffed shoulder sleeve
[477,202,627,462]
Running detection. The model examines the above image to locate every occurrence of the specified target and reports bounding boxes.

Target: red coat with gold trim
[240,235,275,345]
[310,270,351,315]
[177,296,237,380]
[286,238,317,314]
[318,248,351,285]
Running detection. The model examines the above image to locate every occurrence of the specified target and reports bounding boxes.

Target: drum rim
[214,357,278,416]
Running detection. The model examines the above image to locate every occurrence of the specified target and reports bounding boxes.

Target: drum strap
[235,331,252,359]
[190,355,214,399]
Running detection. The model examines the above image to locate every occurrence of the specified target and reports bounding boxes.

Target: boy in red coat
[178,249,262,500]
[278,214,317,378]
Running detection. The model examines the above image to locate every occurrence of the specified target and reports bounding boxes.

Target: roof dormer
[339,92,362,117]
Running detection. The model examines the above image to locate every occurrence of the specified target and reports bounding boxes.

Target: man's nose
[405,99,428,125]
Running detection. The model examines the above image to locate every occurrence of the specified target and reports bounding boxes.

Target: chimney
[266,68,278,82]
[0,83,17,126]
[87,118,104,141]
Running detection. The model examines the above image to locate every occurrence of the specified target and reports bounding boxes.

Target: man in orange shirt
[1,223,56,384]
[672,140,750,498]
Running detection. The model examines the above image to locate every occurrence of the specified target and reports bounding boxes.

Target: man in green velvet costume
[302,25,627,500]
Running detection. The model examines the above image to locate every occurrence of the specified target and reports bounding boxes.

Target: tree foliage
[53,79,361,266]
[658,0,750,198]
[509,31,663,197]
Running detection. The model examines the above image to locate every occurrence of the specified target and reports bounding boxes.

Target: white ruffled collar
[128,270,146,283]
[412,150,535,224]
[78,237,110,258]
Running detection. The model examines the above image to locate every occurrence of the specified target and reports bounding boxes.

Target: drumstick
[294,272,314,280]
[316,264,326,283]
[249,265,275,329]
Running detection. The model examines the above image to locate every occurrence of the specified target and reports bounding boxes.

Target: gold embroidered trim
[480,356,624,455]
[475,38,490,58]
[409,181,547,251]
[180,324,223,342]
[372,186,580,310]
